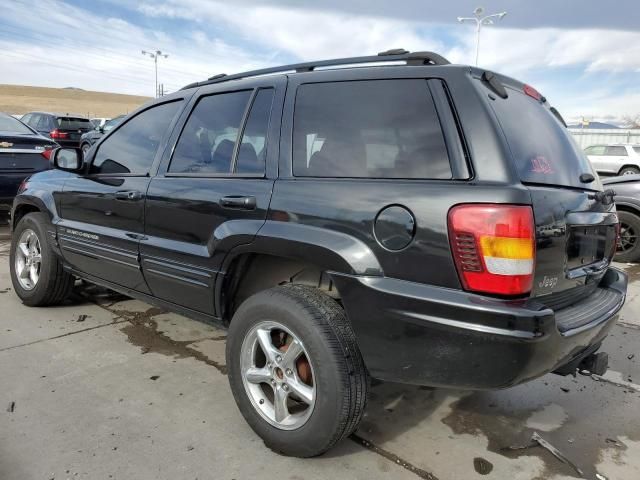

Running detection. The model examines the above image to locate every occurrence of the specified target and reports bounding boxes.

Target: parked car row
[0,111,127,215]
[0,112,58,213]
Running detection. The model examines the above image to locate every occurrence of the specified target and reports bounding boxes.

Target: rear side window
[489,89,596,189]
[605,146,627,156]
[634,147,640,155]
[91,101,182,175]
[293,80,452,179]
[57,117,92,130]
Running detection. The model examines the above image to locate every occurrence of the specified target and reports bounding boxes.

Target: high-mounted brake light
[448,204,535,296]
[523,84,542,101]
[49,129,68,139]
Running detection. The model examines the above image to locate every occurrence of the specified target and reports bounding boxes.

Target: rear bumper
[333,267,626,389]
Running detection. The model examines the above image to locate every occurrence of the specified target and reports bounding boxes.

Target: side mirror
[52,148,83,171]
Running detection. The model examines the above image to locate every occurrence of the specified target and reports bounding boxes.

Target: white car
[89,117,111,129]
[585,144,640,176]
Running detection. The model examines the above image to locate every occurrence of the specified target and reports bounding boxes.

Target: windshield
[489,88,599,190]
[56,117,92,130]
[0,115,34,134]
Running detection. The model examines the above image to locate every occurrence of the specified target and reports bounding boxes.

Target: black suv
[10,51,626,458]
[21,112,93,148]
[80,115,127,155]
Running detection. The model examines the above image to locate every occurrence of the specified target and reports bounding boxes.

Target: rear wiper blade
[588,189,616,205]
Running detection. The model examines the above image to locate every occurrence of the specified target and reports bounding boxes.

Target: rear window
[634,147,640,155]
[56,117,92,130]
[489,88,597,189]
[293,80,452,179]
[0,115,32,134]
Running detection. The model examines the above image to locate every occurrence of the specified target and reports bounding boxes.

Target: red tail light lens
[50,129,68,139]
[448,204,535,296]
[41,145,54,160]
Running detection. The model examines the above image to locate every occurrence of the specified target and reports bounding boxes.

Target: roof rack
[180,49,450,90]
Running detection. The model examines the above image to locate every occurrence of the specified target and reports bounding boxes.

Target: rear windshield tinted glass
[293,80,451,179]
[0,115,32,134]
[56,117,92,130]
[489,88,597,189]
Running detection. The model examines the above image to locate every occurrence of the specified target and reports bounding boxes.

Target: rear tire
[10,212,74,306]
[226,284,369,457]
[619,166,640,176]
[615,211,640,263]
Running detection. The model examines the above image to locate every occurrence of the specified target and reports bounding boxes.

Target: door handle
[220,195,257,210]
[115,190,142,201]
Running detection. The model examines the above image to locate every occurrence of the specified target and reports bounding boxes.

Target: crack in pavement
[350,433,440,480]
[0,319,129,353]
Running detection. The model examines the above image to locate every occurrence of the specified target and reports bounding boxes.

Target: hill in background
[0,84,151,118]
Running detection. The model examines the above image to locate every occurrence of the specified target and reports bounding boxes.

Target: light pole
[457,7,507,66]
[141,49,169,97]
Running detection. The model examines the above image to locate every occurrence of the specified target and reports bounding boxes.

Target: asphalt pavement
[1,227,639,480]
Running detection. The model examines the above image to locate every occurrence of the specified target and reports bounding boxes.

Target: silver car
[585,144,640,176]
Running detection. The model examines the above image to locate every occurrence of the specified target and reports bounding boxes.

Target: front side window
[91,101,182,175]
[169,91,252,174]
[585,145,605,156]
[293,80,452,179]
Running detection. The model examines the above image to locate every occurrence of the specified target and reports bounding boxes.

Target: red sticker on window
[530,156,553,174]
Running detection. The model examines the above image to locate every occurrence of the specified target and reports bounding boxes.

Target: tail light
[40,145,54,160]
[50,129,68,139]
[448,204,535,296]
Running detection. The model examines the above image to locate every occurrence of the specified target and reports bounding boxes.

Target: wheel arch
[216,222,384,324]
[617,165,640,175]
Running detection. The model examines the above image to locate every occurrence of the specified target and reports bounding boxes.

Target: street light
[457,7,507,66]
[142,49,169,97]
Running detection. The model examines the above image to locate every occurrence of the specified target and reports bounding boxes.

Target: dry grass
[0,84,152,118]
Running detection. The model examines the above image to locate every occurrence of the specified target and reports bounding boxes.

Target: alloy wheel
[14,228,42,290]
[240,321,316,430]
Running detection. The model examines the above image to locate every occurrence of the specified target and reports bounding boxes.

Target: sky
[1,0,639,124]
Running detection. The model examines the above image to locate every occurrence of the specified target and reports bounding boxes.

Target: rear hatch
[55,117,93,141]
[486,78,619,324]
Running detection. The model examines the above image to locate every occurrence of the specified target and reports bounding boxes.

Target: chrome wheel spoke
[288,379,313,405]
[282,339,303,368]
[19,262,29,279]
[256,327,279,362]
[245,366,272,385]
[18,243,30,257]
[273,387,289,423]
[29,265,39,285]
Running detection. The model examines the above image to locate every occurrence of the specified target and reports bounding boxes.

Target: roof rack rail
[180,49,450,90]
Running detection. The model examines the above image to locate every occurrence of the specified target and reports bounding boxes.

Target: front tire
[10,212,74,306]
[226,285,369,457]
